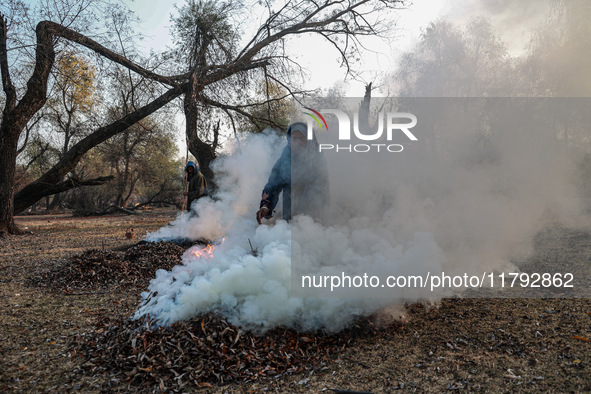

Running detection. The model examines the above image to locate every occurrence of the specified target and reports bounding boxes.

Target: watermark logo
[304,109,418,153]
[303,107,328,131]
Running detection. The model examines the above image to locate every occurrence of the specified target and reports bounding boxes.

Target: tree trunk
[184,73,216,187]
[0,126,20,234]
[358,82,373,132]
[189,139,216,186]
[0,17,55,234]
[49,192,62,211]
[122,178,138,208]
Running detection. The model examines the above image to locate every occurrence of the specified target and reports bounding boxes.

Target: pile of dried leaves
[71,313,390,391]
[28,242,186,291]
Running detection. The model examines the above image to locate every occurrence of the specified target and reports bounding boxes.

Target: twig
[63,291,110,296]
[248,238,258,257]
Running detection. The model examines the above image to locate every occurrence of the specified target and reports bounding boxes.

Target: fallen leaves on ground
[27,242,186,291]
[70,313,398,391]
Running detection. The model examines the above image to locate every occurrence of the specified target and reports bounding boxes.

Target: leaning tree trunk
[0,16,188,233]
[13,84,185,214]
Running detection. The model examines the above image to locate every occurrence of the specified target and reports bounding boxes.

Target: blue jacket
[260,122,329,221]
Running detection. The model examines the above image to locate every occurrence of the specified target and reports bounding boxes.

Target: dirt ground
[1,209,590,392]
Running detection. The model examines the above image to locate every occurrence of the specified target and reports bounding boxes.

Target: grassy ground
[0,210,174,392]
[1,210,590,392]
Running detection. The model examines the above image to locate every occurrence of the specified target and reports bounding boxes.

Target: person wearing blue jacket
[256,121,329,224]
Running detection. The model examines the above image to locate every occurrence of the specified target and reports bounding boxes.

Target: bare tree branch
[16,114,43,155]
[200,95,285,130]
[0,14,17,111]
[41,21,185,87]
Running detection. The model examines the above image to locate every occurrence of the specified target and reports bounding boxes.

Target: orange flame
[189,238,225,261]
[190,244,215,260]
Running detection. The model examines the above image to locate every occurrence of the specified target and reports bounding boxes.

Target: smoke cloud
[134,2,590,333]
[441,0,550,56]
[136,96,586,333]
[138,132,406,332]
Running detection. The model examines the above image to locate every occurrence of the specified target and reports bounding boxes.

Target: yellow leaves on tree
[50,51,96,113]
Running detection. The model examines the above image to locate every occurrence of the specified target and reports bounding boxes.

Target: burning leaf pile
[28,242,186,291]
[71,313,392,391]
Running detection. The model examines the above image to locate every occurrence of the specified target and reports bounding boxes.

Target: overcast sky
[124,0,445,95]
[124,0,549,97]
[119,0,552,154]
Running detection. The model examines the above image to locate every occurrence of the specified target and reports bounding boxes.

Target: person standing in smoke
[256,121,329,224]
[184,161,208,212]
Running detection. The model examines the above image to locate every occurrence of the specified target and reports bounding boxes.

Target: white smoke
[137,217,426,332]
[440,0,550,56]
[136,98,585,333]
[134,1,590,333]
[145,133,284,243]
[135,130,453,332]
